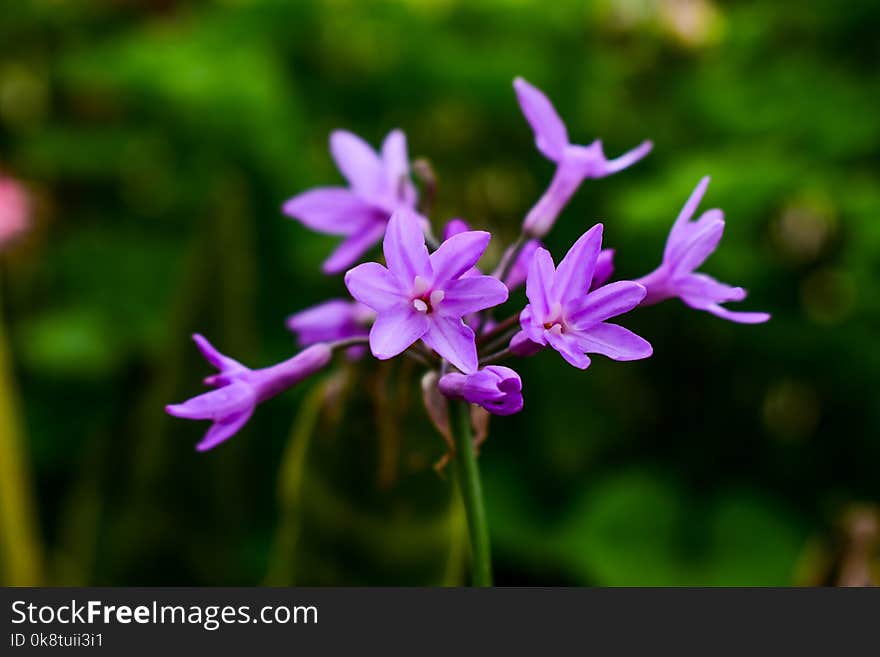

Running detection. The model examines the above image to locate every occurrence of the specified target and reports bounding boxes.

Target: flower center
[412,276,444,314]
[542,301,565,331]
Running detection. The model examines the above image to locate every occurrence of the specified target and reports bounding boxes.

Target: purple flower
[516,224,653,369]
[286,299,374,347]
[514,77,652,238]
[345,209,509,373]
[283,129,419,274]
[635,177,770,324]
[439,366,524,416]
[166,335,332,451]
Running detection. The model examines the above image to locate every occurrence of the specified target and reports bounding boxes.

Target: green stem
[450,400,493,586]
[0,280,45,585]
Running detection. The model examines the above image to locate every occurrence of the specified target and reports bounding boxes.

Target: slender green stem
[492,232,527,284]
[479,330,518,359]
[479,346,514,366]
[450,400,492,586]
[476,313,520,347]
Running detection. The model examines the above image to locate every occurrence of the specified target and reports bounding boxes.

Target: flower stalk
[0,282,44,585]
[450,400,493,586]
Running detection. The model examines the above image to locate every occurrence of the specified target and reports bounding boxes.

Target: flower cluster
[167,77,768,451]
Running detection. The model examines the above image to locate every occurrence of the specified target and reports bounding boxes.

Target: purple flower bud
[166,335,332,451]
[514,78,652,238]
[439,366,524,416]
[635,177,770,324]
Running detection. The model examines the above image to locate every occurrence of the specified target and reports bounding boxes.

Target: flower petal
[330,130,383,197]
[517,305,546,345]
[381,129,411,195]
[422,316,478,373]
[441,275,509,317]
[286,299,354,333]
[670,214,724,277]
[705,305,771,324]
[525,247,556,319]
[192,334,244,373]
[443,218,470,240]
[282,187,377,235]
[572,323,653,361]
[196,407,255,452]
[544,327,590,369]
[383,209,431,286]
[165,382,255,421]
[677,273,769,324]
[286,299,366,346]
[602,140,653,175]
[665,176,711,257]
[510,328,545,355]
[568,281,647,329]
[677,272,747,307]
[592,249,615,289]
[322,220,387,274]
[513,77,569,162]
[430,230,491,283]
[369,303,428,360]
[345,262,405,311]
[553,224,603,303]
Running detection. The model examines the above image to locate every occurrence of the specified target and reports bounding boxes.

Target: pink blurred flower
[0,176,30,247]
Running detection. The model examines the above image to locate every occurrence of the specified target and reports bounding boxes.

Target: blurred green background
[1,0,878,586]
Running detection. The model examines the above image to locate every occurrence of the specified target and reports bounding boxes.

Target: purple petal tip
[165,404,185,418]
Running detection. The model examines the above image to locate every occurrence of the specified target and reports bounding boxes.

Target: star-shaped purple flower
[345,209,509,373]
[635,177,770,324]
[166,335,332,451]
[515,224,653,369]
[514,77,652,238]
[439,365,524,416]
[505,241,615,292]
[283,129,419,274]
